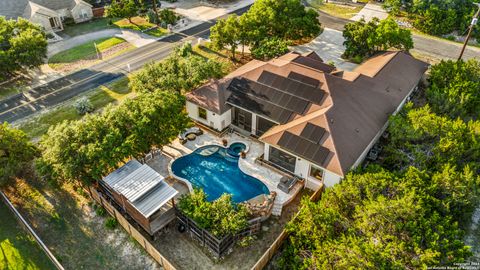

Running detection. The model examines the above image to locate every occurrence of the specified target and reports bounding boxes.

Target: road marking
[0,27,211,118]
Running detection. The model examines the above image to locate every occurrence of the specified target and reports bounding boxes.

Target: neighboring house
[0,0,93,33]
[186,51,428,190]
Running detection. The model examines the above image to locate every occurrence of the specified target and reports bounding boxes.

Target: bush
[175,42,193,57]
[95,206,107,217]
[251,38,290,61]
[105,217,118,229]
[74,96,94,115]
[178,189,249,237]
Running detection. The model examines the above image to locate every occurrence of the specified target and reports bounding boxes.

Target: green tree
[159,8,178,25]
[426,59,480,120]
[414,5,457,35]
[210,15,240,59]
[251,38,290,60]
[129,48,223,93]
[38,91,189,186]
[0,123,38,186]
[0,17,47,80]
[104,0,139,23]
[343,18,412,60]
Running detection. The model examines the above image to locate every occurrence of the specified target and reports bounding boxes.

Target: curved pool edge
[168,141,268,203]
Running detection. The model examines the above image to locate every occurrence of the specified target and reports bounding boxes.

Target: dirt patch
[3,174,160,270]
[153,189,311,270]
[51,42,133,74]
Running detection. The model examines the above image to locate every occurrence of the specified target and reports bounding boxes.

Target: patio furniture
[178,127,203,144]
[277,176,299,194]
[186,134,196,141]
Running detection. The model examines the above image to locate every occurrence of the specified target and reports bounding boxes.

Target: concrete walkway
[351,3,388,22]
[294,28,358,71]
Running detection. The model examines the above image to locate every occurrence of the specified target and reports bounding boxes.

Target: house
[99,160,178,235]
[185,51,428,190]
[0,0,94,33]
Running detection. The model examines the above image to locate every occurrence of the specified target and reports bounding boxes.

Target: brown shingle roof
[188,51,428,176]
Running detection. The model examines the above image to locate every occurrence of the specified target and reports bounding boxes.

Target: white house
[1,0,94,33]
[186,51,428,190]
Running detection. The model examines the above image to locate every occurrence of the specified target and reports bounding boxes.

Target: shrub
[95,206,107,217]
[175,42,193,57]
[105,217,118,229]
[74,96,94,115]
[146,9,159,24]
[178,189,249,237]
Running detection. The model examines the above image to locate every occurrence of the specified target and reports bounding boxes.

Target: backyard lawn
[16,77,133,139]
[0,201,55,270]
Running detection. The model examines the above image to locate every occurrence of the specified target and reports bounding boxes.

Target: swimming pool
[171,144,269,203]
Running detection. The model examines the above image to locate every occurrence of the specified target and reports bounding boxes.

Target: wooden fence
[89,188,177,270]
[251,184,325,270]
[176,209,262,258]
[0,191,65,270]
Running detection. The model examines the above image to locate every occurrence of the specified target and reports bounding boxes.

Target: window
[198,107,207,120]
[256,116,276,136]
[309,165,324,181]
[269,147,296,173]
[49,17,56,28]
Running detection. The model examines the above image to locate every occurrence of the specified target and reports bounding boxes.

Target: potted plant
[240,151,246,159]
[222,138,228,146]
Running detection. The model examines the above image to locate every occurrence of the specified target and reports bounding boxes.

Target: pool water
[227,142,247,157]
[171,144,269,203]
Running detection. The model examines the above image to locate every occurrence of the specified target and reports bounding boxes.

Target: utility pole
[458,2,480,60]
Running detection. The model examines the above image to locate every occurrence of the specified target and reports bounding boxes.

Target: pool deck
[150,131,295,209]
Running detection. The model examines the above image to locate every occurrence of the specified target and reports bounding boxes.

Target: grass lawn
[49,37,129,67]
[0,201,55,270]
[16,77,133,139]
[62,18,113,37]
[113,17,168,37]
[315,2,362,19]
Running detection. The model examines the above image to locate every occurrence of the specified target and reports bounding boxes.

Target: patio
[146,129,299,214]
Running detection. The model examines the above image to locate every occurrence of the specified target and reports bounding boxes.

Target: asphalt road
[317,10,480,61]
[0,6,249,124]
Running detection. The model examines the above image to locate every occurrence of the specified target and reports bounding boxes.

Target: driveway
[294,28,358,71]
[351,3,388,22]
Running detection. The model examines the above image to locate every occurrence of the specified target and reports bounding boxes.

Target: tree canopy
[383,0,478,38]
[37,91,189,186]
[0,123,38,186]
[129,44,224,93]
[209,0,321,59]
[0,17,47,80]
[343,18,413,61]
[426,59,480,120]
[104,0,139,22]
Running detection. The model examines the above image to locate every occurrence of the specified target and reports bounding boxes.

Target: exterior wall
[30,13,63,32]
[56,8,70,19]
[186,101,232,131]
[71,2,93,23]
[264,144,342,191]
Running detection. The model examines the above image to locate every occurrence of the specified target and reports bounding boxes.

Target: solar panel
[278,131,330,166]
[293,56,336,73]
[258,71,325,104]
[300,123,325,144]
[227,78,310,123]
[288,72,320,87]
